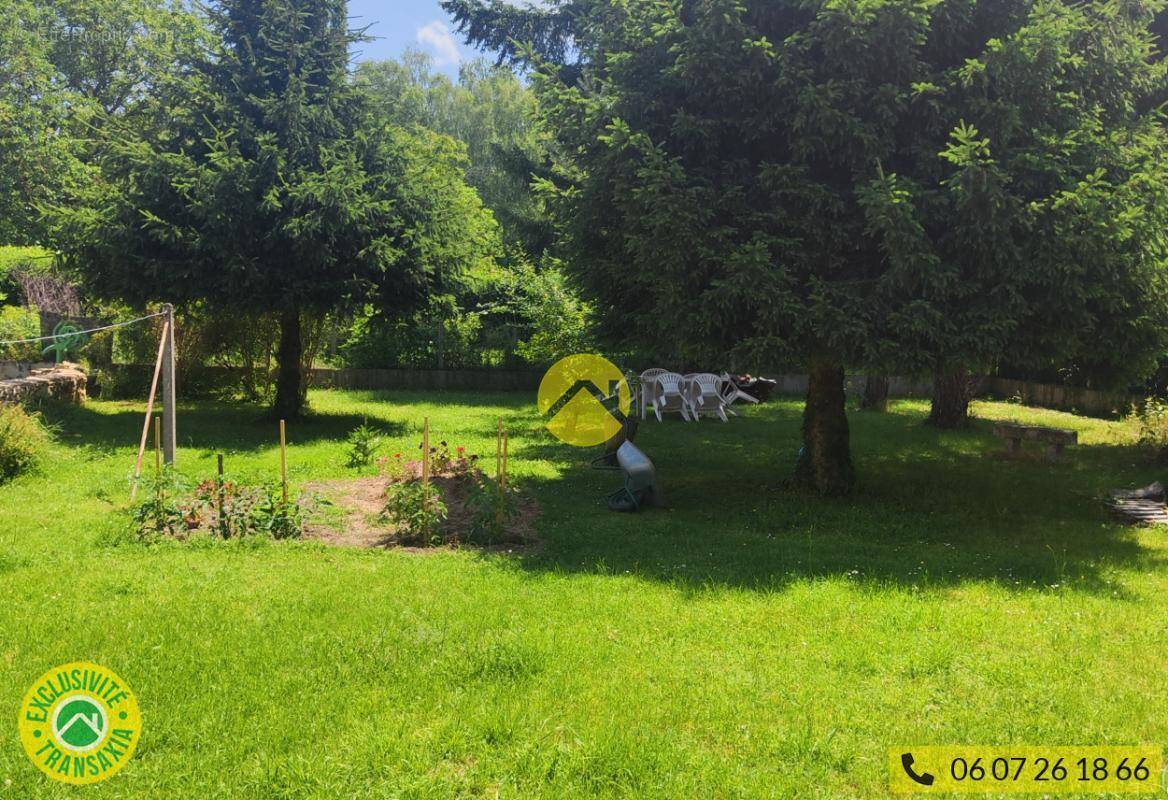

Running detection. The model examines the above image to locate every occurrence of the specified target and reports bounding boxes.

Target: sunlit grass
[1,390,1166,798]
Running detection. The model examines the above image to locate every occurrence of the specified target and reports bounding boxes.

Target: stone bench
[992,422,1077,462]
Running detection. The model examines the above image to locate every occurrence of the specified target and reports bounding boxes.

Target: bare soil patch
[303,474,540,551]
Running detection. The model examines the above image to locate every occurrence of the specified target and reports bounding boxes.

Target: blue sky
[346,0,482,75]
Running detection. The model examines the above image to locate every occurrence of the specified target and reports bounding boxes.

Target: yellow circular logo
[537,354,632,447]
[18,662,142,785]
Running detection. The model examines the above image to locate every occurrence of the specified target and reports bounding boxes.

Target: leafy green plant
[248,486,306,540]
[0,306,41,361]
[345,418,382,468]
[465,472,521,544]
[383,480,448,546]
[0,404,52,484]
[1131,399,1168,462]
[129,467,189,541]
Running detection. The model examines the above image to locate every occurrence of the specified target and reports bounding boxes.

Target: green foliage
[0,306,40,361]
[338,296,487,370]
[458,0,1168,490]
[507,260,593,365]
[465,472,521,545]
[0,0,203,244]
[51,0,501,417]
[383,480,448,546]
[442,0,583,72]
[1130,399,1168,462]
[0,403,51,483]
[247,486,305,540]
[513,0,1168,376]
[129,466,188,541]
[355,53,553,257]
[0,246,52,304]
[131,470,308,541]
[345,419,382,469]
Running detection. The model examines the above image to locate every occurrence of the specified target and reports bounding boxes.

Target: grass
[1,390,1167,798]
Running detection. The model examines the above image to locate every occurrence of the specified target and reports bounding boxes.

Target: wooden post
[129,319,170,501]
[421,417,430,511]
[279,419,288,503]
[161,303,177,465]
[502,431,509,488]
[217,454,227,539]
[153,416,161,472]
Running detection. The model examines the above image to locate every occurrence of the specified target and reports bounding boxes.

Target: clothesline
[0,311,166,346]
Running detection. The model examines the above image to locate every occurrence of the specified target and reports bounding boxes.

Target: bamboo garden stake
[217,453,227,539]
[279,420,288,503]
[129,319,169,501]
[502,431,509,488]
[421,417,431,512]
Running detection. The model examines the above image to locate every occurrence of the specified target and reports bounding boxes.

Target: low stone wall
[0,362,87,404]
[0,361,56,380]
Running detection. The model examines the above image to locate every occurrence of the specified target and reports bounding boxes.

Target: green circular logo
[53,695,106,751]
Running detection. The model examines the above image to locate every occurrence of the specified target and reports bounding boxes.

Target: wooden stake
[161,303,176,465]
[217,454,227,539]
[153,416,161,472]
[496,417,503,480]
[502,431,509,488]
[279,419,288,503]
[129,319,169,501]
[421,417,430,511]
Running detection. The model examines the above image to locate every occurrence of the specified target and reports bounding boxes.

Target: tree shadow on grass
[36,400,406,455]
[492,402,1165,598]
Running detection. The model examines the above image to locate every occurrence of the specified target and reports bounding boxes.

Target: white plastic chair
[684,373,729,422]
[719,372,759,416]
[649,372,692,422]
[639,368,669,420]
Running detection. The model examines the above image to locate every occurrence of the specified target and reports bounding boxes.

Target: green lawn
[1,390,1167,798]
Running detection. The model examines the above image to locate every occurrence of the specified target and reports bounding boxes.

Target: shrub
[383,480,448,545]
[1131,398,1168,461]
[0,306,41,361]
[0,404,52,483]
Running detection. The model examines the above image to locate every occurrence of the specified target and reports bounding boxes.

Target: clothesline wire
[0,311,166,346]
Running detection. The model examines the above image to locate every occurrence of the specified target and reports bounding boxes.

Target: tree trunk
[860,374,890,412]
[795,359,855,495]
[927,367,972,428]
[273,307,303,420]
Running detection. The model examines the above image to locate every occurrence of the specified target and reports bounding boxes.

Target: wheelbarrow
[606,441,663,512]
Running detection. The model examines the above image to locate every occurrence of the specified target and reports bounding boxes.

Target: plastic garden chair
[639,368,670,420]
[684,373,729,422]
[719,372,760,417]
[649,372,692,422]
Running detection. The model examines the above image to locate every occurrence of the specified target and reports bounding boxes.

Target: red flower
[393,453,402,459]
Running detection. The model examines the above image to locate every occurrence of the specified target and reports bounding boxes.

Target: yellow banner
[889,746,1162,793]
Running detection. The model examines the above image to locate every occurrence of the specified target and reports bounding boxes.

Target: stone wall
[0,362,87,404]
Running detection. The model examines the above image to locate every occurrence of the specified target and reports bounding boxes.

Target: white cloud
[416,20,461,67]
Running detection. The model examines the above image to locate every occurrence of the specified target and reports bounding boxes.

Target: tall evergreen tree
[450,0,1168,493]
[52,0,499,418]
